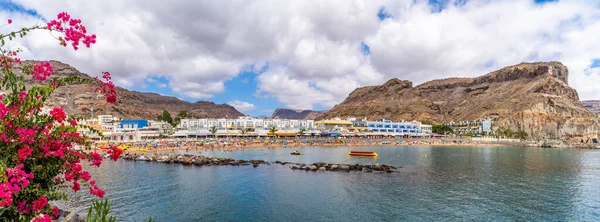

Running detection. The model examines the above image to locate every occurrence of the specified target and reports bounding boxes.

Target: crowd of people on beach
[90,136,497,154]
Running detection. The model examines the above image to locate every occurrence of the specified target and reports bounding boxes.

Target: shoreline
[99,138,506,153]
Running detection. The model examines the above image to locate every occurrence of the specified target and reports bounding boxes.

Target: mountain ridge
[583,100,600,115]
[318,61,599,142]
[270,108,324,120]
[9,60,245,120]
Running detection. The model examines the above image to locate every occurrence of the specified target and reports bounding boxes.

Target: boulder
[339,165,350,172]
[253,163,259,168]
[330,165,338,171]
[60,212,80,222]
[318,167,326,171]
[310,165,318,171]
[182,157,193,166]
[373,164,383,171]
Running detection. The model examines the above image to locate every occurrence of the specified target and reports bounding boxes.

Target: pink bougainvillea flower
[52,206,59,219]
[32,214,52,222]
[72,181,80,192]
[31,195,48,211]
[106,146,122,161]
[30,61,53,81]
[89,152,103,167]
[17,145,33,162]
[0,11,117,220]
[49,107,66,123]
[94,71,117,104]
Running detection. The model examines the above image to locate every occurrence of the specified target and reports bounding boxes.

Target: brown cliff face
[7,61,244,120]
[318,62,600,142]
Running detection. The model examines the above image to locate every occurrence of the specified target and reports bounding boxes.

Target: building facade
[120,120,149,129]
[318,117,432,136]
[446,118,493,135]
[178,117,316,137]
[366,119,431,136]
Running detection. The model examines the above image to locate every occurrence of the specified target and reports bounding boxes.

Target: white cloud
[3,0,600,111]
[227,100,255,113]
[156,83,167,88]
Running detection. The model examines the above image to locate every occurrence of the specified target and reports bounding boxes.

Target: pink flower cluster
[49,107,66,123]
[0,165,34,207]
[32,214,52,222]
[17,145,33,162]
[46,12,97,50]
[30,61,53,81]
[89,152,103,167]
[0,12,120,220]
[106,146,123,161]
[32,196,48,211]
[17,200,30,214]
[1,51,21,70]
[95,71,117,104]
[89,180,105,198]
[0,96,6,118]
[16,128,35,144]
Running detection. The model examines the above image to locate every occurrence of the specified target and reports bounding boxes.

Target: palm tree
[297,129,305,137]
[269,126,277,138]
[210,126,218,139]
[240,128,248,136]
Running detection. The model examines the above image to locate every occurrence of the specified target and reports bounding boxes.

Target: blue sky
[2,0,599,117]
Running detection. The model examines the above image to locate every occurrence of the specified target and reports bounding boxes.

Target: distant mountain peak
[583,100,600,114]
[271,108,324,120]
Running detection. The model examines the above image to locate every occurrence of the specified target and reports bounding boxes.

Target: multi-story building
[178,117,316,137]
[365,119,430,136]
[315,118,353,132]
[120,120,148,129]
[446,118,493,135]
[101,120,172,141]
[317,118,432,137]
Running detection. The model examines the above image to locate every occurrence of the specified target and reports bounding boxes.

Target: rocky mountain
[270,108,324,120]
[318,62,600,142]
[9,61,245,120]
[583,100,600,115]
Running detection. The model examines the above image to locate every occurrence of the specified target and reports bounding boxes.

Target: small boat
[348,151,378,156]
[291,151,301,155]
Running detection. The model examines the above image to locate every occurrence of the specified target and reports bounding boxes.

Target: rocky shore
[122,153,400,173]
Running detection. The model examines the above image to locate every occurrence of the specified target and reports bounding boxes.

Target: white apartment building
[178,117,315,137]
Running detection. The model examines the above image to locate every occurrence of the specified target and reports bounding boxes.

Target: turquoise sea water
[59,146,600,221]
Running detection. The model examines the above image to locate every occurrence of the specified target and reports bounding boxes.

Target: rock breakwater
[122,153,400,173]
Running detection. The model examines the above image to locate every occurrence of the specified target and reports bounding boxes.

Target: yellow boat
[348,151,378,156]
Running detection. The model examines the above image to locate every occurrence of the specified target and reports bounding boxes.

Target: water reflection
[57,146,600,221]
